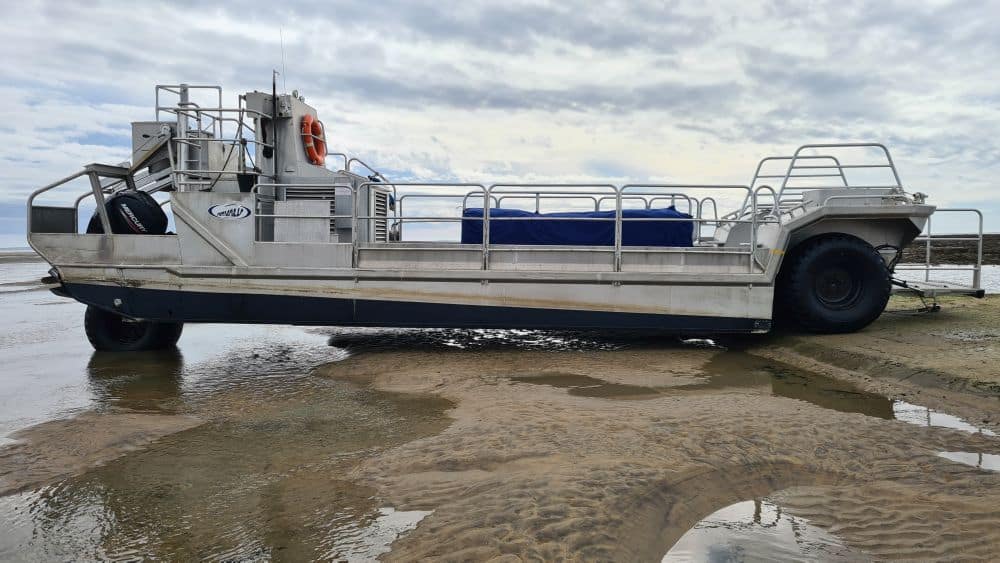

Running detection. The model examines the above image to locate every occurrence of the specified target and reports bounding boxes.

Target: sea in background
[0,234,28,251]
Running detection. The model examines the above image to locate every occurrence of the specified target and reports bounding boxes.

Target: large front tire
[777,236,891,334]
[84,306,184,351]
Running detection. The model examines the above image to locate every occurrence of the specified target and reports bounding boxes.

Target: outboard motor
[86,190,168,235]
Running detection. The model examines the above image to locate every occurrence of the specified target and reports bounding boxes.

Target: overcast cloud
[1,0,999,241]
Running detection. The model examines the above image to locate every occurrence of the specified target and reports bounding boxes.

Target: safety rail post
[176,85,190,190]
[351,183,489,247]
[483,187,490,270]
[914,209,984,289]
[485,184,619,270]
[925,215,932,282]
[975,212,984,289]
[750,188,757,273]
[88,171,114,235]
[619,184,756,271]
[614,187,623,272]
[352,184,359,268]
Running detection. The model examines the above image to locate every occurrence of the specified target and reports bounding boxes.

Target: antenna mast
[279,27,287,93]
[272,70,279,178]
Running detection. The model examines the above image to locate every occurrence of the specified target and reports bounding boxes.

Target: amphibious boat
[27,84,984,351]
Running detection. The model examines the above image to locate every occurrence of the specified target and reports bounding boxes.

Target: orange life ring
[301,114,327,166]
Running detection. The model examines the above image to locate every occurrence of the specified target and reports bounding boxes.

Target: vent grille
[373,190,389,242]
[285,187,339,236]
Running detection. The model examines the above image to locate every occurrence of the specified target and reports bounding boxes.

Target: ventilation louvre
[372,190,389,242]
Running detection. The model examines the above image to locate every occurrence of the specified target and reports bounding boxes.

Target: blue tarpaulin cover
[461,207,693,247]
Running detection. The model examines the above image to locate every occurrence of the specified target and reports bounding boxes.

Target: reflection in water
[510,353,1000,442]
[83,324,350,415]
[662,499,856,562]
[892,401,997,436]
[321,507,433,561]
[86,350,185,413]
[684,355,898,420]
[938,452,1000,472]
[0,322,446,561]
[510,373,660,398]
[510,355,900,418]
[0,378,452,561]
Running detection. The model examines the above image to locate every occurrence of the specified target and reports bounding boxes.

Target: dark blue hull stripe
[63,283,770,333]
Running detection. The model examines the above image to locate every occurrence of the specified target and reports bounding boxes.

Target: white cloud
[2,0,1000,233]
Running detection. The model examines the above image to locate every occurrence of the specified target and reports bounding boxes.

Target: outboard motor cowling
[86,190,168,235]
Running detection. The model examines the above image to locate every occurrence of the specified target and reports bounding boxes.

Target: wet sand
[0,256,998,560]
[316,332,1000,561]
[755,295,1000,427]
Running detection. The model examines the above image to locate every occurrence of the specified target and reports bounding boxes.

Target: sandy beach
[320,303,1000,561]
[0,254,998,560]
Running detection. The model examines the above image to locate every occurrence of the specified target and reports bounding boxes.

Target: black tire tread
[153,321,184,349]
[779,235,890,334]
[84,305,183,352]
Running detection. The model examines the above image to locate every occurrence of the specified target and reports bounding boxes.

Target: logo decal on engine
[208,203,252,220]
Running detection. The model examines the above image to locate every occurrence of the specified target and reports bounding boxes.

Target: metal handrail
[459,192,499,210]
[33,139,927,280]
[598,194,703,214]
[734,146,908,222]
[751,155,848,186]
[346,158,388,182]
[486,184,617,270]
[26,164,135,249]
[779,143,903,203]
[326,152,350,171]
[374,184,757,272]
[647,195,694,213]
[597,195,656,211]
[909,208,984,288]
[737,154,848,218]
[821,194,909,205]
[620,184,765,272]
[398,191,497,240]
[496,193,601,213]
[698,198,719,223]
[73,166,175,213]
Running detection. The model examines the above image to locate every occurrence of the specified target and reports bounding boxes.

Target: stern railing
[894,209,984,291]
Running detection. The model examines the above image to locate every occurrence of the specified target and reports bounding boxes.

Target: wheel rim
[813,265,862,309]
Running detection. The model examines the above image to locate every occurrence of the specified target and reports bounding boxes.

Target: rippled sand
[0,258,999,560]
[316,334,1000,561]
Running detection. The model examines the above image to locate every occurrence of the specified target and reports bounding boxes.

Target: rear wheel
[84,306,183,351]
[776,236,890,333]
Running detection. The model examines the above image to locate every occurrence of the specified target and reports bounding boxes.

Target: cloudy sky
[2,0,999,244]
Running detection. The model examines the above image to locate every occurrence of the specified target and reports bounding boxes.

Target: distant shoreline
[900,233,1000,265]
[0,251,43,264]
